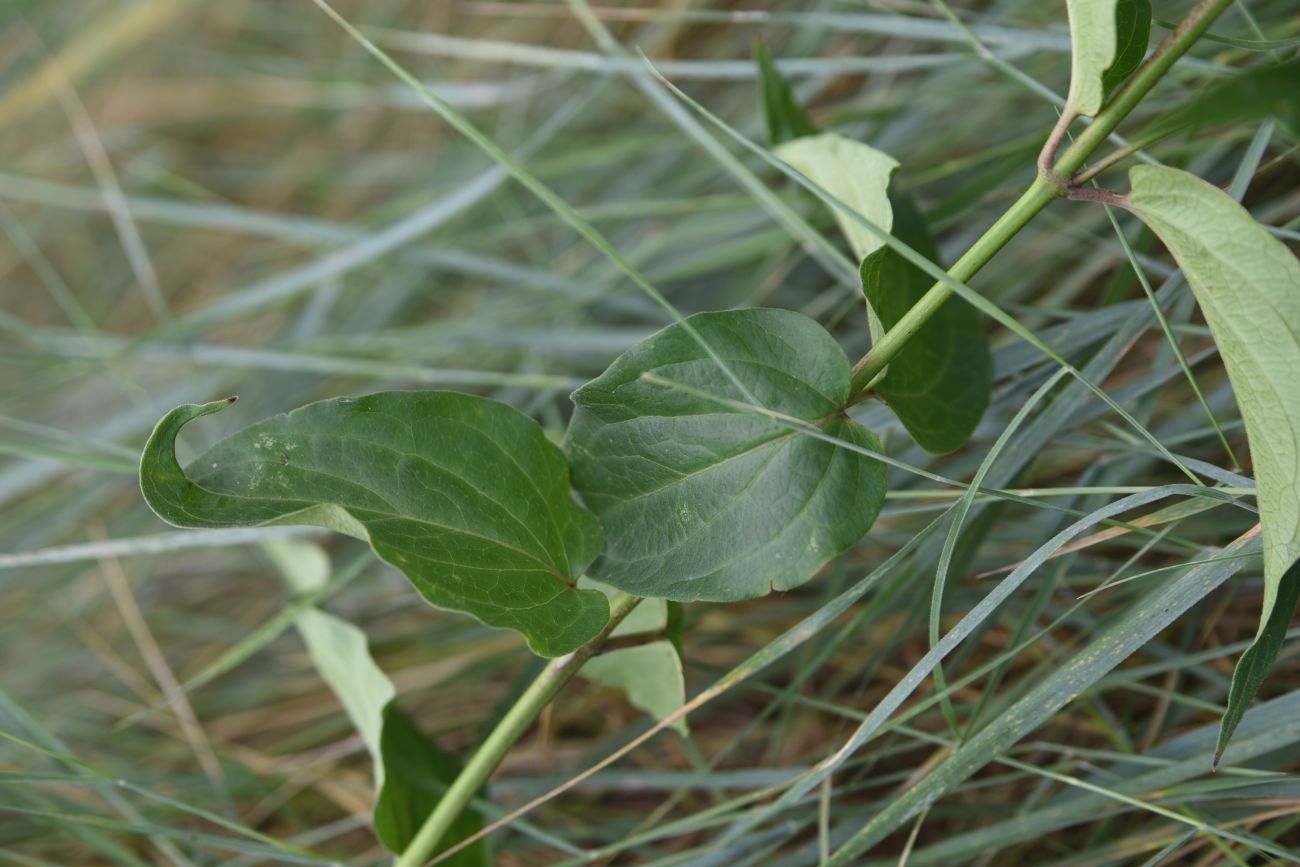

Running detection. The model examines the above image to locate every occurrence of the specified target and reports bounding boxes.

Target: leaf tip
[191,395,240,419]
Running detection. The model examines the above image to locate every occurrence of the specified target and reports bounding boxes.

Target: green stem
[849,0,1234,397]
[393,592,641,867]
[849,177,1056,393]
[1070,127,1171,186]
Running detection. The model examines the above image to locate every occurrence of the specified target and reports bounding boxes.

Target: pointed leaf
[1102,0,1151,97]
[268,541,487,863]
[267,540,392,784]
[1125,165,1300,754]
[566,308,887,602]
[756,40,817,146]
[860,192,992,453]
[284,588,395,778]
[1066,0,1120,116]
[1215,559,1300,767]
[140,391,608,657]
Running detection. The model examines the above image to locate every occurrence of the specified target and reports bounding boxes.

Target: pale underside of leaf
[1066,0,1120,116]
[1126,164,1300,752]
[266,540,395,785]
[265,540,486,862]
[774,133,898,344]
[139,391,608,657]
[578,578,687,734]
[566,308,887,602]
[582,642,688,735]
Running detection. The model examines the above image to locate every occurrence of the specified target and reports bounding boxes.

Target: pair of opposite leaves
[139,161,1299,668]
[136,0,1149,660]
[143,4,1300,754]
[140,122,995,659]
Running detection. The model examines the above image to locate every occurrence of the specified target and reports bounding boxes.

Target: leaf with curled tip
[140,391,608,657]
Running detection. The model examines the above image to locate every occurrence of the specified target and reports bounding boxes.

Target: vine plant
[138,1,1300,864]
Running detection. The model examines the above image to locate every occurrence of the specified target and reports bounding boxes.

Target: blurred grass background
[2,0,1299,864]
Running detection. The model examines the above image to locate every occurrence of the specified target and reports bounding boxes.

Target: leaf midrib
[193,450,572,587]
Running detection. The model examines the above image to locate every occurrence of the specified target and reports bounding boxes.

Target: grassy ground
[2,0,1299,864]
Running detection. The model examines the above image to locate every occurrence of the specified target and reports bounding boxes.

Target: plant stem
[1066,186,1131,206]
[1037,106,1078,191]
[849,0,1234,397]
[1070,128,1171,186]
[849,177,1056,393]
[393,592,641,867]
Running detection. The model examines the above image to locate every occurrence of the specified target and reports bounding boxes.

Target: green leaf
[1101,0,1151,97]
[773,132,898,344]
[1066,0,1121,116]
[374,704,487,864]
[578,579,688,735]
[1125,165,1300,755]
[860,192,992,453]
[566,308,888,602]
[266,540,487,863]
[140,391,608,657]
[1142,60,1300,141]
[755,39,817,146]
[1215,559,1300,767]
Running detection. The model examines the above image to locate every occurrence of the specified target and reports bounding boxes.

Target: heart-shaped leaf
[1124,165,1300,757]
[140,391,608,657]
[860,192,991,453]
[565,308,887,602]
